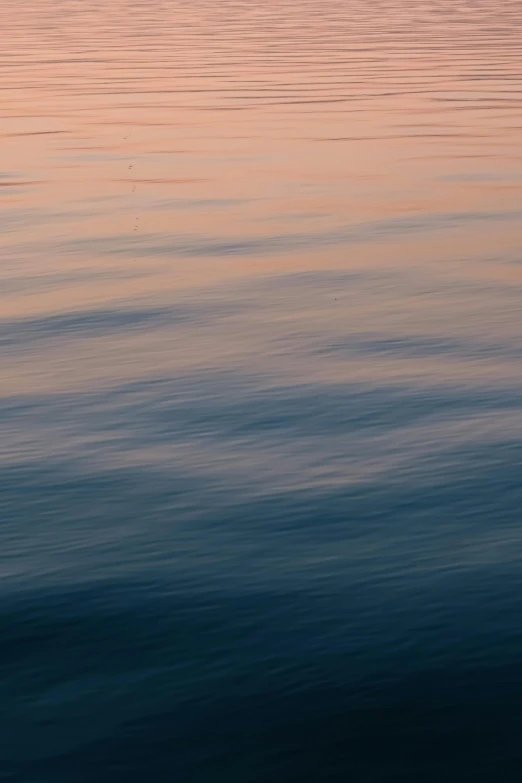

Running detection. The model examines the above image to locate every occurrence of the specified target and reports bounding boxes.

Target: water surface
[2,1,522,780]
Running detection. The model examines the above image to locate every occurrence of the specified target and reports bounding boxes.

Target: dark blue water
[2,1,522,780]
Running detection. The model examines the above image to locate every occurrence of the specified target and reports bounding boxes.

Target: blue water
[2,1,522,780]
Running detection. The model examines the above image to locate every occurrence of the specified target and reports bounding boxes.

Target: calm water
[2,1,522,780]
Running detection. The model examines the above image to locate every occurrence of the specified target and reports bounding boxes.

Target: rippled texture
[2,1,522,780]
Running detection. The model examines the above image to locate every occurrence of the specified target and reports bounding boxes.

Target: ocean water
[2,1,522,780]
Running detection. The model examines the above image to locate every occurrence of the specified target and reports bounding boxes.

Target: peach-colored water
[2,2,522,392]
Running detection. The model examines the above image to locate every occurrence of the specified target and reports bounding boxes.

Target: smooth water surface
[2,1,522,780]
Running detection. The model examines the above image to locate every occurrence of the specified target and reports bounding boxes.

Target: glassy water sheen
[2,1,522,780]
